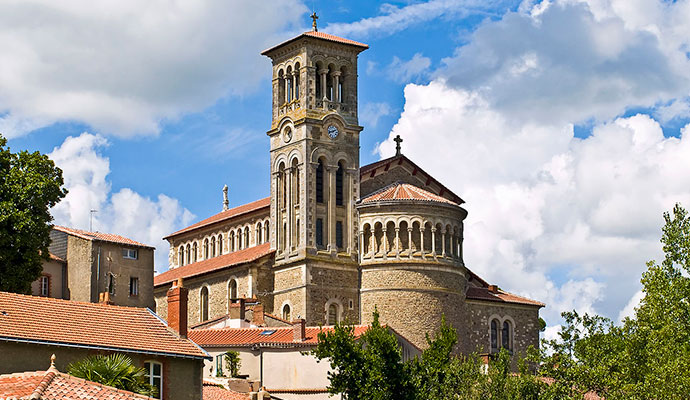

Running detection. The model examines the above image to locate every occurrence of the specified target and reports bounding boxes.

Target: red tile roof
[465,287,545,307]
[0,291,208,359]
[0,365,151,400]
[202,382,250,400]
[262,31,368,55]
[361,182,459,206]
[154,243,274,287]
[48,252,66,264]
[360,155,464,204]
[53,226,154,249]
[189,325,371,348]
[164,198,270,240]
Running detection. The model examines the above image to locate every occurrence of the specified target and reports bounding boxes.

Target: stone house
[34,225,155,309]
[0,290,209,400]
[153,24,544,361]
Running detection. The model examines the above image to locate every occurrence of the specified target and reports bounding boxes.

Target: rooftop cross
[394,134,403,156]
[311,12,318,32]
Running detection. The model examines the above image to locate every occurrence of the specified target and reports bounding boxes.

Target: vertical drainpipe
[260,348,264,388]
[96,246,101,295]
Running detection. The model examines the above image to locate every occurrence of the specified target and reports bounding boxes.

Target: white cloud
[49,133,194,270]
[0,0,307,138]
[361,102,394,128]
[389,53,432,83]
[617,290,644,323]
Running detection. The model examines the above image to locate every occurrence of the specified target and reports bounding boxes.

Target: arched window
[282,304,291,321]
[192,242,198,263]
[203,239,209,259]
[264,222,270,243]
[211,237,216,257]
[294,62,300,100]
[200,287,209,322]
[327,303,339,325]
[286,66,293,102]
[244,227,250,247]
[228,280,237,303]
[502,321,512,350]
[185,244,191,265]
[178,246,184,266]
[229,231,235,252]
[217,234,223,255]
[336,161,344,206]
[316,159,324,203]
[256,223,262,244]
[237,229,243,250]
[144,361,163,399]
[278,69,285,105]
[490,319,499,353]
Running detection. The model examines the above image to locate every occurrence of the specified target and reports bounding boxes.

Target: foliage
[224,350,241,377]
[67,353,157,397]
[0,134,67,293]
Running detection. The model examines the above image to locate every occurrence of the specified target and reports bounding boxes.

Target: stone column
[327,165,336,252]
[319,69,328,102]
[382,227,388,259]
[347,168,356,254]
[332,71,341,103]
[408,227,413,259]
[285,166,293,252]
[420,227,425,256]
[441,229,446,258]
[395,227,400,258]
[431,227,436,258]
[359,231,365,260]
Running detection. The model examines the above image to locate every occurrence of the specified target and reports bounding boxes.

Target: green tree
[67,353,157,397]
[0,134,67,293]
[224,350,241,377]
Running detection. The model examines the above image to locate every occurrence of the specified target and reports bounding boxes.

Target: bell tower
[262,19,368,325]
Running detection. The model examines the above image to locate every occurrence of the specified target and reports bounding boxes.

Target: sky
[4,0,690,336]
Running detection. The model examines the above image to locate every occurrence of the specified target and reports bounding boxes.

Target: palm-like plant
[67,353,157,397]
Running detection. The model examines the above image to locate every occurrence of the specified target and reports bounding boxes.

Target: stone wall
[465,301,541,358]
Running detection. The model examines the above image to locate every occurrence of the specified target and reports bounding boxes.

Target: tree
[67,353,157,397]
[0,134,67,293]
[224,350,241,377]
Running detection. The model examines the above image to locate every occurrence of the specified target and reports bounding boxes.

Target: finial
[311,12,318,32]
[394,135,403,156]
[51,354,56,366]
[222,185,229,211]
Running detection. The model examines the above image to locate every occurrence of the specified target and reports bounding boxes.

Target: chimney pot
[488,285,499,294]
[229,298,246,321]
[167,284,189,338]
[292,319,306,342]
[253,304,265,326]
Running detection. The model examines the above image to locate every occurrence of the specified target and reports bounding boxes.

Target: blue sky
[4,0,690,334]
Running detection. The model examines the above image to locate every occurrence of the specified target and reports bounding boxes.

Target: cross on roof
[394,134,403,156]
[311,12,318,32]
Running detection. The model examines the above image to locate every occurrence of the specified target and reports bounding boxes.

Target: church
[153,22,544,356]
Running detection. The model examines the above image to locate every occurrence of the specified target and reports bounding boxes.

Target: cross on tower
[311,12,318,32]
[394,134,403,156]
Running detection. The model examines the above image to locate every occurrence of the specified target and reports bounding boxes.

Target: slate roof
[465,287,545,307]
[154,243,274,287]
[0,365,151,400]
[189,325,371,348]
[53,226,154,249]
[360,182,459,205]
[164,197,270,240]
[0,291,209,359]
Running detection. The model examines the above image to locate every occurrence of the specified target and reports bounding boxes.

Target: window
[282,304,291,321]
[316,218,324,247]
[203,239,209,259]
[215,355,224,376]
[229,280,237,302]
[40,276,49,297]
[336,162,344,206]
[336,221,343,249]
[122,248,138,259]
[217,235,223,255]
[327,303,339,325]
[502,321,512,351]
[244,227,250,247]
[185,244,191,264]
[178,246,184,266]
[192,242,198,263]
[129,277,139,296]
[230,232,235,252]
[490,319,498,353]
[108,273,115,295]
[211,237,216,257]
[144,361,162,399]
[256,224,262,244]
[316,160,324,203]
[264,223,270,243]
[200,287,209,322]
[348,299,354,310]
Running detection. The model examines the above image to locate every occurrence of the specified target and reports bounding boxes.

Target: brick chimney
[292,319,306,342]
[229,298,246,321]
[488,285,499,294]
[167,278,188,338]
[252,304,265,326]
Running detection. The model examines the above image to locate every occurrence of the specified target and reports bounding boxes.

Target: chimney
[488,285,499,294]
[253,304,265,326]
[167,278,188,338]
[229,298,246,321]
[99,291,113,305]
[292,319,306,342]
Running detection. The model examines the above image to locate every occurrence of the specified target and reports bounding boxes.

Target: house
[0,290,209,400]
[37,225,155,308]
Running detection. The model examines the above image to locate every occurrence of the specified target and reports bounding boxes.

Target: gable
[359,155,464,204]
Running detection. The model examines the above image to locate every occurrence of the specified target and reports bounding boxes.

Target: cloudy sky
[4,0,690,334]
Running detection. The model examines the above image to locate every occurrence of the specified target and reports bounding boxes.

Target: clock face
[283,127,292,143]
[327,125,339,139]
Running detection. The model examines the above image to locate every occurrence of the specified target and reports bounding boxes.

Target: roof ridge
[30,370,56,399]
[0,290,149,312]
[55,372,153,400]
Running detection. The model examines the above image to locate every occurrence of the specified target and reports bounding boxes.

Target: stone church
[154,25,544,356]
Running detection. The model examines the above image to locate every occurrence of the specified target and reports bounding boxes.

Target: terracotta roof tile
[360,182,459,205]
[202,383,250,400]
[164,198,270,239]
[465,287,545,307]
[53,226,154,249]
[154,243,274,287]
[262,31,368,55]
[48,252,66,264]
[0,291,208,359]
[0,368,152,400]
[189,325,371,348]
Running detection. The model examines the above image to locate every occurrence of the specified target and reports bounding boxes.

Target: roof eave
[261,32,368,57]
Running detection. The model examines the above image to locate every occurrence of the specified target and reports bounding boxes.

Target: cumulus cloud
[389,53,432,84]
[49,133,194,270]
[361,102,394,128]
[377,0,690,324]
[0,0,307,138]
